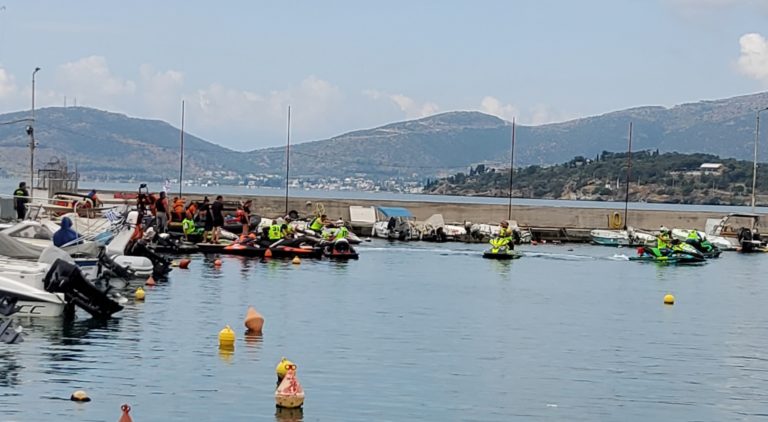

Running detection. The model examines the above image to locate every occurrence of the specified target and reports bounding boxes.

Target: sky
[0,0,768,151]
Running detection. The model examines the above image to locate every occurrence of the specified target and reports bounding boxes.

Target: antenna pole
[284,106,291,216]
[507,118,516,220]
[623,122,633,230]
[179,100,185,198]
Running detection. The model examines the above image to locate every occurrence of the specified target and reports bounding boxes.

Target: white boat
[590,227,655,247]
[0,258,124,318]
[670,228,734,251]
[705,213,765,251]
[0,259,67,317]
[373,207,417,240]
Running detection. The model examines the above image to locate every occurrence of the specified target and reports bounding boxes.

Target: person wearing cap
[13,182,29,220]
[657,226,672,251]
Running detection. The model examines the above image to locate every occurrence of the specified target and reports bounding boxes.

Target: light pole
[752,106,768,211]
[29,67,40,201]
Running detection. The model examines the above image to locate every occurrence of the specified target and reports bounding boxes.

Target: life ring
[610,212,622,229]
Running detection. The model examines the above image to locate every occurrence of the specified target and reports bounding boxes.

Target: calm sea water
[1,240,768,421]
[2,178,767,214]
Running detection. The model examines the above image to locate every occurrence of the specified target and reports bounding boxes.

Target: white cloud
[57,56,136,103]
[192,75,344,146]
[139,64,185,118]
[480,96,519,122]
[737,33,768,84]
[0,67,16,99]
[363,89,439,118]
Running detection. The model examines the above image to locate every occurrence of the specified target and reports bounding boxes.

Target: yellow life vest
[268,224,284,240]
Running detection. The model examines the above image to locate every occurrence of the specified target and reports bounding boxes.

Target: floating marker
[292,256,301,265]
[664,294,675,305]
[244,306,265,334]
[145,276,156,286]
[214,259,222,267]
[119,404,133,422]
[70,390,90,402]
[219,325,235,350]
[179,259,191,269]
[134,287,145,301]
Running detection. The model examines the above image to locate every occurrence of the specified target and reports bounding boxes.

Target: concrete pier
[93,190,743,241]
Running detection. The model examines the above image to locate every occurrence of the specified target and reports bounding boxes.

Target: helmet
[659,226,669,234]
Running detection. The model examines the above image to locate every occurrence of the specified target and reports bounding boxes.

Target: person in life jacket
[186,201,198,221]
[308,214,327,234]
[656,226,672,254]
[268,219,286,241]
[172,197,185,222]
[181,217,196,240]
[489,221,513,252]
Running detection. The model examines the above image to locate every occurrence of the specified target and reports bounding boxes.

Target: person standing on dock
[199,197,213,243]
[212,195,224,244]
[12,182,29,220]
[155,191,170,233]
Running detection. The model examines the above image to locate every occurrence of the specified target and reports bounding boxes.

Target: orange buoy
[145,276,156,286]
[244,306,264,333]
[264,249,273,258]
[214,259,222,267]
[119,404,133,422]
[179,259,191,269]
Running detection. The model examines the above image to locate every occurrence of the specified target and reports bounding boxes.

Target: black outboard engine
[0,295,19,317]
[43,259,123,319]
[738,227,759,252]
[128,240,171,278]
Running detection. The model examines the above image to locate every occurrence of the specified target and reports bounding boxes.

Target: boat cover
[0,232,42,259]
[377,207,413,218]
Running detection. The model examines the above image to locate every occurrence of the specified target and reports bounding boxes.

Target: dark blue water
[2,241,768,421]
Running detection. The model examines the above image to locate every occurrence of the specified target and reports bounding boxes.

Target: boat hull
[482,250,522,260]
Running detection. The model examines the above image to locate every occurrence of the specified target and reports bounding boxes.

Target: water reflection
[0,349,22,387]
[489,260,513,278]
[244,331,263,349]
[275,407,303,422]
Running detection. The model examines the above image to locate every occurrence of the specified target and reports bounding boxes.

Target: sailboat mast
[284,106,291,216]
[623,122,633,230]
[179,100,185,198]
[507,118,516,220]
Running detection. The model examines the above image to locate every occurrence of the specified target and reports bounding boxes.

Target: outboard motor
[0,295,19,317]
[333,238,351,253]
[43,259,124,319]
[128,241,171,278]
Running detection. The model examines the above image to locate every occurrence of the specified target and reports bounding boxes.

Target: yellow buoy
[664,294,675,305]
[218,325,235,350]
[70,390,91,402]
[134,287,145,301]
[276,357,297,379]
[292,256,301,265]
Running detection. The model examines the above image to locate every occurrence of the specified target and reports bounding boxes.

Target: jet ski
[630,243,705,264]
[223,239,323,259]
[482,237,522,260]
[322,239,359,260]
[684,237,722,258]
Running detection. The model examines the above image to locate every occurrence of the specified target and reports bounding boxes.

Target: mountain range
[1,90,767,181]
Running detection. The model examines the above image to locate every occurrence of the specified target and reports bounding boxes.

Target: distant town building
[700,163,725,175]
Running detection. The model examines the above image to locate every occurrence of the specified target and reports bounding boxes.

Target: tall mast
[284,106,291,216]
[507,118,516,220]
[623,122,633,230]
[178,100,185,197]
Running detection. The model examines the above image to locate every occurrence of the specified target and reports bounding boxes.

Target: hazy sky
[1,0,767,151]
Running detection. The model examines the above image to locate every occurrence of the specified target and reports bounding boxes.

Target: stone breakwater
[96,190,737,232]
